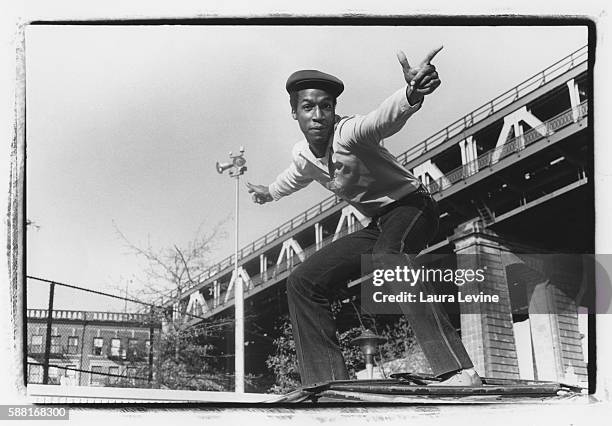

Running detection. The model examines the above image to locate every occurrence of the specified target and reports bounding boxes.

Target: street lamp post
[351,329,386,379]
[216,147,247,393]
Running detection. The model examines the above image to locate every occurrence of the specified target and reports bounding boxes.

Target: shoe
[430,368,482,386]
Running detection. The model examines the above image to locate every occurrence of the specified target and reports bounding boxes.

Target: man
[247,47,481,387]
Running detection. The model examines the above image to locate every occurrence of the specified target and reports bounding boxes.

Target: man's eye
[302,105,312,111]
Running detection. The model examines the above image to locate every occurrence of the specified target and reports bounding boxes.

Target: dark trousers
[286,191,474,386]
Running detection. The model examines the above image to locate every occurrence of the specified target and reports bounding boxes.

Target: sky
[24,24,588,312]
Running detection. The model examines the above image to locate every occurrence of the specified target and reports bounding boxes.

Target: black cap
[286,70,344,98]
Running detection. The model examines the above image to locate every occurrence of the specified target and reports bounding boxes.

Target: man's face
[292,88,336,149]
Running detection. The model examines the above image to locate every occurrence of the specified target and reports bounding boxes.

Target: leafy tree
[265,316,301,393]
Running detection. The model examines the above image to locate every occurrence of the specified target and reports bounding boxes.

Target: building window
[67,336,79,354]
[92,337,103,355]
[50,336,61,354]
[108,366,120,385]
[48,366,60,385]
[28,364,43,383]
[64,365,77,385]
[128,339,138,358]
[127,367,136,386]
[30,335,43,353]
[110,338,121,357]
[90,366,104,386]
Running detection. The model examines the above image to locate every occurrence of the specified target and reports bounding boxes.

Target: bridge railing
[426,101,588,194]
[156,45,588,307]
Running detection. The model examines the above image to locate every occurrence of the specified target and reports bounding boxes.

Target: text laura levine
[372,291,500,303]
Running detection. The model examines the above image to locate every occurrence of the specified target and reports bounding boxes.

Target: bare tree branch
[174,244,195,287]
[111,219,228,310]
[113,224,182,284]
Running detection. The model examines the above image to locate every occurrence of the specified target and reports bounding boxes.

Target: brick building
[26,309,161,387]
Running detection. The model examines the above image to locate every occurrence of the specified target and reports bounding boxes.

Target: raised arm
[340,46,443,145]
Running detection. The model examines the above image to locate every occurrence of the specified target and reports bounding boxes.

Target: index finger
[421,45,443,65]
[396,50,411,72]
[245,182,255,192]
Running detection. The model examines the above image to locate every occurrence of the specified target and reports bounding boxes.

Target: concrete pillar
[513,319,535,380]
[315,223,324,250]
[260,254,268,281]
[527,256,588,385]
[459,140,467,165]
[528,281,565,381]
[172,302,180,322]
[459,136,479,177]
[212,280,220,308]
[566,78,581,122]
[451,219,520,379]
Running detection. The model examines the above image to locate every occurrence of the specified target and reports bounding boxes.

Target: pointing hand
[246,182,273,205]
[396,46,443,96]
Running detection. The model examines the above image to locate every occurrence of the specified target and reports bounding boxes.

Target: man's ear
[291,110,297,120]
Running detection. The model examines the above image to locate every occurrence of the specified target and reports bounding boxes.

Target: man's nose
[312,106,324,120]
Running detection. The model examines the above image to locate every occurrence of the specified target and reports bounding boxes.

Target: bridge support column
[459,136,479,176]
[212,280,220,308]
[413,159,451,191]
[224,267,251,304]
[277,238,305,270]
[260,254,268,281]
[172,302,181,323]
[515,256,589,385]
[333,205,368,241]
[492,107,547,164]
[186,291,208,317]
[315,223,324,250]
[566,78,582,122]
[451,219,520,379]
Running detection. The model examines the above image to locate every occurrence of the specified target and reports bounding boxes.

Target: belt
[372,185,432,220]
